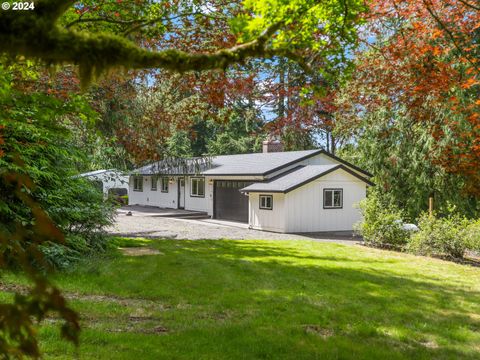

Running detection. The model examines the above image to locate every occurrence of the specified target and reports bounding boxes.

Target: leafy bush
[465,220,480,254]
[356,191,411,249]
[408,213,471,259]
[357,190,480,261]
[358,192,480,260]
[0,71,115,270]
[39,178,115,269]
[40,242,81,270]
[50,178,114,237]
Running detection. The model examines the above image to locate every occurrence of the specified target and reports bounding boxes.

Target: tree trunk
[330,132,336,155]
[278,58,286,121]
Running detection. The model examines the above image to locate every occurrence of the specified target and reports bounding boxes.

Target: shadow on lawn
[151,239,480,359]
[171,240,398,264]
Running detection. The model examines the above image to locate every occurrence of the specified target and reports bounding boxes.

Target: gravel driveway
[107,206,362,245]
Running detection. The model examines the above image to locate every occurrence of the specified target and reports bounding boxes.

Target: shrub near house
[466,220,480,253]
[408,213,471,259]
[356,192,411,250]
[358,192,480,260]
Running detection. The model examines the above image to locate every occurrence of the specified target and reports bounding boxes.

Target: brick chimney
[262,136,284,153]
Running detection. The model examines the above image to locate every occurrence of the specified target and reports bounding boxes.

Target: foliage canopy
[0,0,366,86]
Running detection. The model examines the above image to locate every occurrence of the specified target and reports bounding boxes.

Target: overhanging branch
[0,1,291,86]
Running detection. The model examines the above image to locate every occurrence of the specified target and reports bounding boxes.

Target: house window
[151,176,158,191]
[259,195,273,210]
[324,189,343,209]
[133,176,143,192]
[190,177,205,197]
[161,177,169,193]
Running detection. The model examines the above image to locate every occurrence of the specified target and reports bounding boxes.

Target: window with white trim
[259,195,273,210]
[323,189,343,209]
[161,177,169,193]
[133,176,143,192]
[151,176,158,191]
[190,177,205,197]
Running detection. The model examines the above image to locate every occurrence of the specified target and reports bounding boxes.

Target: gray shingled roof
[133,150,323,176]
[241,164,373,193]
[202,150,322,175]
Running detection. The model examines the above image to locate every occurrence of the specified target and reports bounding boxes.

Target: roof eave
[319,150,373,177]
[240,164,374,193]
[262,149,324,177]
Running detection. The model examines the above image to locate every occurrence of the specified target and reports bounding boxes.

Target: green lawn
[2,238,480,359]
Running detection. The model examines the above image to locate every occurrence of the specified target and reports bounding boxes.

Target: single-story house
[78,169,129,198]
[128,142,373,233]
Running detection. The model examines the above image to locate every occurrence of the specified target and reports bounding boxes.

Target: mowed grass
[2,238,480,359]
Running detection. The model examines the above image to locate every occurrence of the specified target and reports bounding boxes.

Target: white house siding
[284,169,366,232]
[128,175,178,208]
[128,175,147,205]
[184,176,213,215]
[150,177,178,208]
[248,193,286,232]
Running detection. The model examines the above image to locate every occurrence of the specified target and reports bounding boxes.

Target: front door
[178,177,185,209]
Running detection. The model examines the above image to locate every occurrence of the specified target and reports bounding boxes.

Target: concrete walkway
[108,206,363,245]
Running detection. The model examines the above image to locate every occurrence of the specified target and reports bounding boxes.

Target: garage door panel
[215,181,251,223]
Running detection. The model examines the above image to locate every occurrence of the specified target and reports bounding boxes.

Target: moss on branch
[0,0,287,87]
